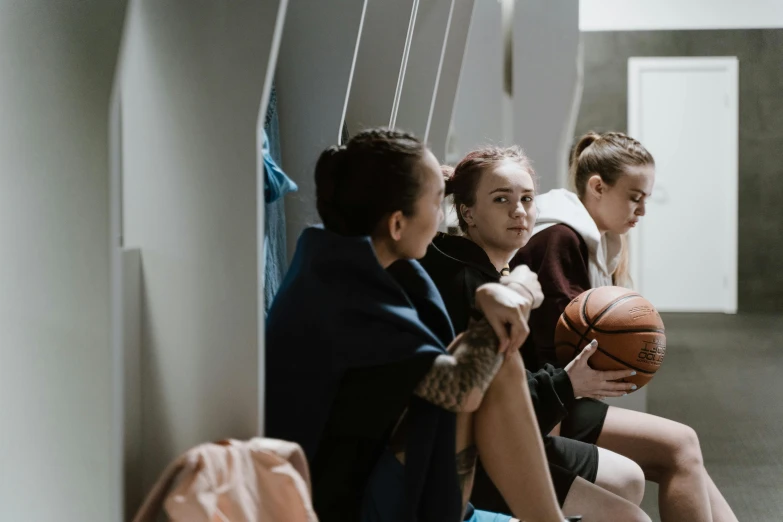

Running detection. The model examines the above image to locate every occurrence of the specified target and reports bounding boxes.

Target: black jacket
[419,233,577,434]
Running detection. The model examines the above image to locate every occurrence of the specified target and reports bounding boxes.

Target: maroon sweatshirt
[511,224,592,370]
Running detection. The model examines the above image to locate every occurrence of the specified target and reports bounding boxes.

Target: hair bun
[441,165,456,195]
[314,145,346,204]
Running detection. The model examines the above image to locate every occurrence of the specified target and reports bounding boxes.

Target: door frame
[628,56,739,314]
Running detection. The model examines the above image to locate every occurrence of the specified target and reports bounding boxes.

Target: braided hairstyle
[570,131,655,289]
[315,128,426,236]
[570,131,654,198]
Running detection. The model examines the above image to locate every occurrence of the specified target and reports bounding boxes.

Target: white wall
[513,0,581,192]
[450,0,508,161]
[119,0,280,499]
[580,0,783,31]
[0,1,127,520]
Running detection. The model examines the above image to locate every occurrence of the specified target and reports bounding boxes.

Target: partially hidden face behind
[461,159,537,253]
[390,149,445,260]
[589,164,656,235]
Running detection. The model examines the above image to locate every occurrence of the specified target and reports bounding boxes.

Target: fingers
[602,381,638,393]
[519,301,533,322]
[595,389,628,399]
[598,368,637,382]
[577,339,598,360]
[486,314,510,354]
[506,312,529,358]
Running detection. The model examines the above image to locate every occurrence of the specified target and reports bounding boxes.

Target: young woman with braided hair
[266,128,572,522]
[511,131,737,522]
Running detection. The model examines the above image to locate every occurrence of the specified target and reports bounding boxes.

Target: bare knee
[671,424,704,471]
[484,352,525,399]
[574,498,651,522]
[563,477,651,522]
[620,460,646,506]
[596,448,646,505]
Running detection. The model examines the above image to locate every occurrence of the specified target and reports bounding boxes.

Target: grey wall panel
[345,0,417,133]
[120,0,282,496]
[513,0,581,191]
[277,0,367,260]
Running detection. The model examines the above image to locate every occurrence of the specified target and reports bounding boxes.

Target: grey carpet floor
[638,313,783,521]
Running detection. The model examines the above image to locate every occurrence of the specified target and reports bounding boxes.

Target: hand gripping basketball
[555,287,667,391]
[565,339,637,400]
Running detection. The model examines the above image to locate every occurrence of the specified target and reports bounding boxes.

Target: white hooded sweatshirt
[532,189,623,288]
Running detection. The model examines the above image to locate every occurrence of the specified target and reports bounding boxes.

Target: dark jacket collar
[430,233,502,281]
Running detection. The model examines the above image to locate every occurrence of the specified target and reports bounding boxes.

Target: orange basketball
[554,286,666,391]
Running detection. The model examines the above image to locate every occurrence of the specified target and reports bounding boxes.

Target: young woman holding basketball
[511,131,737,522]
[421,147,651,522]
[423,135,737,521]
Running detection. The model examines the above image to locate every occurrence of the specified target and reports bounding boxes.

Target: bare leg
[455,412,479,511]
[468,353,563,522]
[594,447,646,505]
[706,472,739,522]
[597,406,735,522]
[562,477,651,522]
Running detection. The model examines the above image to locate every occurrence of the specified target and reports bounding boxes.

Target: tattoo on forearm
[456,445,478,514]
[414,319,504,411]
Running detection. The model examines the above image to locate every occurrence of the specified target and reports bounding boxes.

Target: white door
[628,57,738,313]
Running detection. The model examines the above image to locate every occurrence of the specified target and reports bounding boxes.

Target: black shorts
[470,398,609,510]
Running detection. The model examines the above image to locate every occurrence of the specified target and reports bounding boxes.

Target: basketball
[554,286,666,390]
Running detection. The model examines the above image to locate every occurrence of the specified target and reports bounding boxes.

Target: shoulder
[420,241,469,284]
[513,224,589,274]
[532,224,584,249]
[519,224,585,258]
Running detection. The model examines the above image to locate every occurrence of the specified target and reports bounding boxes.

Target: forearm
[414,319,503,412]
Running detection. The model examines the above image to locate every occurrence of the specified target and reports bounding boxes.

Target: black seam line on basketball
[573,293,643,353]
[561,310,582,336]
[594,346,656,375]
[591,294,643,328]
[580,288,595,325]
[590,326,666,335]
[576,289,599,352]
[555,340,656,374]
[560,312,586,357]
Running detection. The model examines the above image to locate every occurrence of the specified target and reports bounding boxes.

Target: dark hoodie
[419,233,577,433]
[266,227,462,522]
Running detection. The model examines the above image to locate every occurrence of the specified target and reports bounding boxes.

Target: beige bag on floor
[132,438,318,522]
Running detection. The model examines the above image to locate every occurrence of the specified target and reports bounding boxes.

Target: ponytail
[613,234,633,289]
[570,131,654,198]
